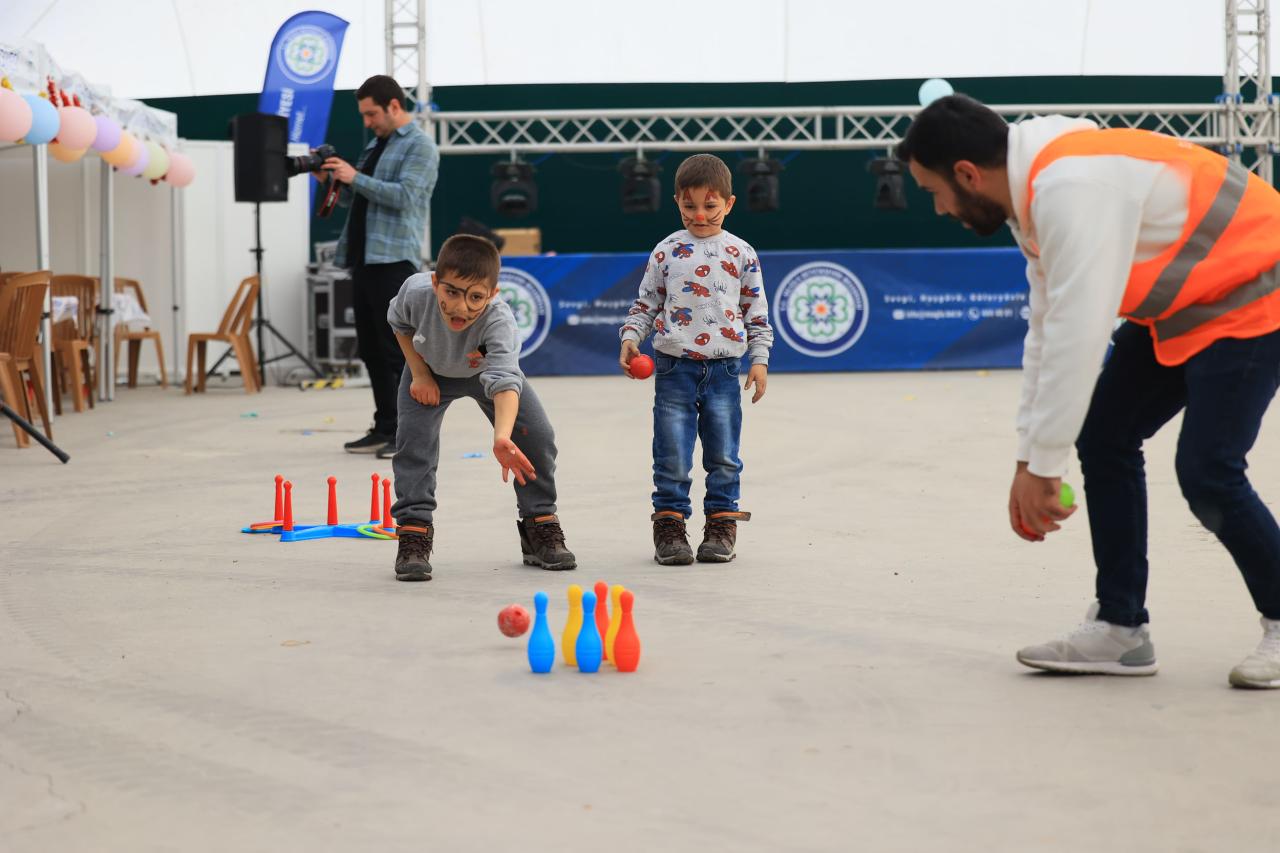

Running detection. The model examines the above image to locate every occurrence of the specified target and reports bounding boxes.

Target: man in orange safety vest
[898,94,1280,688]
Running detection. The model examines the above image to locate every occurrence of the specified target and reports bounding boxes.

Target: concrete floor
[3,369,1280,852]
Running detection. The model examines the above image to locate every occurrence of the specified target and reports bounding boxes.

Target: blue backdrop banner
[496,248,1030,376]
[258,11,348,149]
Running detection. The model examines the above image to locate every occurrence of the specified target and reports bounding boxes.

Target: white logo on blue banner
[277,25,338,84]
[775,261,870,358]
[497,268,551,357]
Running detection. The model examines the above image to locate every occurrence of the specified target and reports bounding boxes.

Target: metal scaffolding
[1224,0,1275,181]
[388,2,1277,181]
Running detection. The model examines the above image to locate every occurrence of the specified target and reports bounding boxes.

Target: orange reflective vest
[1026,128,1280,365]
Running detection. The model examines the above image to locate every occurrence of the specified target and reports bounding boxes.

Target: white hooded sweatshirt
[1005,116,1191,476]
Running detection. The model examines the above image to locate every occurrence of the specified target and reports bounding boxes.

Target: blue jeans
[652,355,743,518]
[1076,322,1280,626]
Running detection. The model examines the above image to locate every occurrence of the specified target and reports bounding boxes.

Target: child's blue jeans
[651,355,743,518]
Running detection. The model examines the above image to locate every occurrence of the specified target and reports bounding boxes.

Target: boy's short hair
[435,234,501,287]
[674,154,733,199]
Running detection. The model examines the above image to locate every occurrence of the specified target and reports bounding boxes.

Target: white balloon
[918,78,955,107]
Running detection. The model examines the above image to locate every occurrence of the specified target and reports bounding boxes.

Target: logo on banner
[497,268,551,356]
[775,262,870,358]
[277,25,338,84]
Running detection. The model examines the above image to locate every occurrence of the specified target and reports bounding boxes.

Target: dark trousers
[351,261,417,436]
[1076,321,1280,626]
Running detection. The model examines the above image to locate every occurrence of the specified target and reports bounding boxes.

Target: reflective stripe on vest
[1026,128,1280,365]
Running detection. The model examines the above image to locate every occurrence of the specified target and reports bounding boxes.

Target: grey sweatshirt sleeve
[478,311,525,398]
[387,272,433,334]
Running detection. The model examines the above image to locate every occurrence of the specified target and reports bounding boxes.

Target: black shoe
[375,441,396,459]
[394,524,433,581]
[697,511,751,562]
[518,515,577,570]
[345,430,393,454]
[652,511,694,565]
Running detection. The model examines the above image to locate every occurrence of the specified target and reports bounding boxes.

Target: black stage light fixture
[491,158,538,217]
[737,156,783,212]
[868,157,908,210]
[619,156,663,213]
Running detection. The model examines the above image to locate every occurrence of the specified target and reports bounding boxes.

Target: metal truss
[431,102,1279,159]
[1224,0,1274,181]
[385,0,430,135]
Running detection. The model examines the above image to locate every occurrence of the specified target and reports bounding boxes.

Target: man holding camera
[325,74,439,457]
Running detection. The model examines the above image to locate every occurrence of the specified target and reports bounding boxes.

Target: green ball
[1060,482,1076,508]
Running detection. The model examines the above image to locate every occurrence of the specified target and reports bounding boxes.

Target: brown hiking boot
[394,524,434,581]
[652,510,694,565]
[697,511,751,563]
[518,515,577,570]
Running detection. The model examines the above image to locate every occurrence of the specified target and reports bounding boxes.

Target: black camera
[286,143,337,177]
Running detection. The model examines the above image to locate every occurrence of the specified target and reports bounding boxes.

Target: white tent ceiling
[0,0,1253,99]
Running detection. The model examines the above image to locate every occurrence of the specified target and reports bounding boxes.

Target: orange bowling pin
[593,581,610,661]
[613,590,641,673]
[605,584,625,665]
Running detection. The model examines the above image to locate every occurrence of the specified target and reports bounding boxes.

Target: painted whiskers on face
[435,275,495,332]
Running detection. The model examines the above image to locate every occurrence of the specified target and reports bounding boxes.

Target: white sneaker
[1016,602,1158,676]
[1228,617,1280,689]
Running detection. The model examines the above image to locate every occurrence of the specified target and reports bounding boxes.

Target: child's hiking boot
[652,510,694,565]
[394,524,434,581]
[697,510,751,563]
[518,515,577,570]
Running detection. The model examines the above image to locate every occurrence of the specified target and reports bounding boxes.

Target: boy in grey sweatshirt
[385,234,575,581]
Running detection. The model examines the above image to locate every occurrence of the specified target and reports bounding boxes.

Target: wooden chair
[49,274,99,413]
[185,275,261,394]
[113,277,168,388]
[0,271,54,443]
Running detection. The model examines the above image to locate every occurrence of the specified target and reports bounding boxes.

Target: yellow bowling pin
[562,584,583,667]
[605,584,625,665]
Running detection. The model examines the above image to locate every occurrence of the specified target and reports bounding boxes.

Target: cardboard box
[494,227,542,256]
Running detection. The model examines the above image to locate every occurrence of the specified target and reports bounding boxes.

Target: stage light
[618,156,663,213]
[868,157,908,210]
[737,156,783,212]
[490,158,537,217]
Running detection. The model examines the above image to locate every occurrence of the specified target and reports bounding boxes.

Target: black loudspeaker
[232,113,289,203]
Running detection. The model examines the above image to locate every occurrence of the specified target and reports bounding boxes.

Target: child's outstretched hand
[744,364,768,403]
[494,437,536,486]
[619,339,640,377]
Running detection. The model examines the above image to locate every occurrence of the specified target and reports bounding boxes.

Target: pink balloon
[163,151,196,187]
[56,105,96,149]
[0,87,33,143]
[91,114,121,152]
[120,139,150,176]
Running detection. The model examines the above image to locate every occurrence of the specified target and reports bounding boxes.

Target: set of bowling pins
[527,581,641,674]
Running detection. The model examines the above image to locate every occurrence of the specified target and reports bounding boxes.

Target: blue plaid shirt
[334,121,438,268]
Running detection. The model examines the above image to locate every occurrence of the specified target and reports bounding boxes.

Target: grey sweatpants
[390,370,559,525]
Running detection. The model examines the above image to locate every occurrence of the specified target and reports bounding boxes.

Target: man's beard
[953,183,1007,237]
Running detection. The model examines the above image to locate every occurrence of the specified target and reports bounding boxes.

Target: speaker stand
[1,400,70,463]
[209,203,323,385]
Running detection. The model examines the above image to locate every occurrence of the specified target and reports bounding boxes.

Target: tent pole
[99,157,115,401]
[171,184,183,385]
[33,144,53,418]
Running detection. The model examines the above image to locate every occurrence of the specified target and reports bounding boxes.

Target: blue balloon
[21,95,59,144]
[918,78,955,107]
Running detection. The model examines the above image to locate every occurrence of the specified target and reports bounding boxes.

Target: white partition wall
[0,141,311,388]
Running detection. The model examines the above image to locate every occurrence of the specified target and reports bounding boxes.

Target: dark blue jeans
[1076,322,1280,626]
[652,355,743,518]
